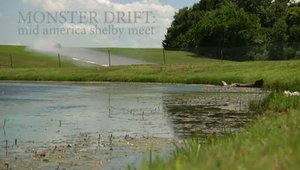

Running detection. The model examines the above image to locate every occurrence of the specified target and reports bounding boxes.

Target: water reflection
[0,82,264,143]
[163,93,264,138]
[0,82,267,169]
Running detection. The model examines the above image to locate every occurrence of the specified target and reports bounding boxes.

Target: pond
[0,82,265,169]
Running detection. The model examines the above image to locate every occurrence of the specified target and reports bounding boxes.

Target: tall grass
[250,92,300,114]
[141,75,300,169]
[142,92,300,170]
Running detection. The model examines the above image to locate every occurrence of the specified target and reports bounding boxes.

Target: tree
[162,0,297,60]
[269,17,288,60]
[194,2,261,48]
[234,0,260,13]
[197,0,224,11]
[163,7,188,49]
[286,6,300,42]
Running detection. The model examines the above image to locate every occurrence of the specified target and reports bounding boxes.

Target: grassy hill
[0,45,76,68]
[0,46,299,91]
[95,48,221,64]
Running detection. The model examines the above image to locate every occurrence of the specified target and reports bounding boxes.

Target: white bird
[221,81,228,86]
[284,90,300,96]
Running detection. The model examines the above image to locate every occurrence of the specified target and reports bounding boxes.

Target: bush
[284,47,296,59]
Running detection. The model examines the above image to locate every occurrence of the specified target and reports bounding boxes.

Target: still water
[0,82,264,169]
[0,82,264,141]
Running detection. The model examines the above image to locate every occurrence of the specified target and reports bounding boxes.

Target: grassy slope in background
[0,45,77,68]
[0,46,300,91]
[95,48,217,64]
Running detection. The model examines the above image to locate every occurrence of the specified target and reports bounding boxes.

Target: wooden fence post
[108,50,111,66]
[58,53,61,68]
[163,49,166,65]
[10,54,13,68]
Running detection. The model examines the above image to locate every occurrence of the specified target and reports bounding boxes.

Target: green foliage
[268,17,288,60]
[287,6,300,43]
[197,0,224,11]
[163,7,195,49]
[264,92,300,112]
[164,0,300,61]
[143,109,300,170]
[193,2,261,60]
[196,2,260,48]
[284,46,297,59]
[251,91,300,114]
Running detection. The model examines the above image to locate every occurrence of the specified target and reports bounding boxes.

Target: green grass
[0,45,77,68]
[95,48,220,64]
[1,60,299,91]
[143,110,300,170]
[1,46,300,91]
[142,92,300,170]
[1,46,299,90]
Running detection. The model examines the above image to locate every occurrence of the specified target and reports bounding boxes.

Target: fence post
[108,50,111,67]
[149,148,152,168]
[163,49,166,65]
[58,53,61,68]
[10,54,13,69]
[221,48,224,62]
[5,140,8,156]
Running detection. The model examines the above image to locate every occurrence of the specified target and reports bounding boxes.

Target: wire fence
[1,43,300,68]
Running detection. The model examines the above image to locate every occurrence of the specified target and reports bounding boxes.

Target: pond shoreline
[0,82,264,169]
[0,80,220,87]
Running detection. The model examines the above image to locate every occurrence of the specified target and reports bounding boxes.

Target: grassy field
[95,48,220,64]
[2,46,299,91]
[0,61,299,91]
[0,45,76,68]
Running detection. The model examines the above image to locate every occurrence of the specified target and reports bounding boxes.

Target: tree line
[163,0,300,60]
